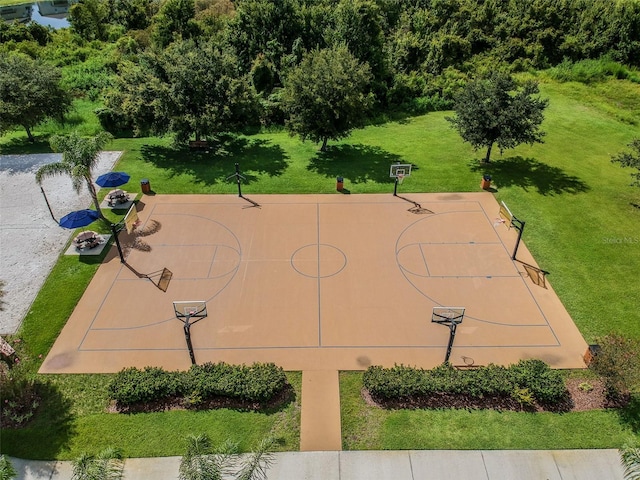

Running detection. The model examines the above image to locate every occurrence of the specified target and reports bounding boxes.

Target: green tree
[226,0,304,79]
[281,45,374,151]
[179,433,274,480]
[611,139,640,187]
[72,447,124,480]
[326,0,388,96]
[106,39,258,144]
[68,0,110,41]
[0,53,71,143]
[446,72,548,163]
[107,0,159,31]
[152,0,200,48]
[35,132,113,221]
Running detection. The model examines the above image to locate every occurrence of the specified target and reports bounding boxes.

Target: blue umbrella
[59,209,100,229]
[95,171,130,188]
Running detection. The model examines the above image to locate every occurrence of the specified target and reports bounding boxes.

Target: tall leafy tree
[152,0,201,48]
[35,132,113,221]
[446,72,548,163]
[0,53,71,143]
[226,0,304,78]
[611,139,640,187]
[281,45,374,151]
[68,0,110,41]
[326,0,386,82]
[107,0,159,31]
[106,39,258,144]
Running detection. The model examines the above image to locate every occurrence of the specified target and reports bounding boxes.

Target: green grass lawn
[1,77,639,457]
[2,371,302,460]
[340,372,640,450]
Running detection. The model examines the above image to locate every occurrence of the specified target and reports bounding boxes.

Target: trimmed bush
[509,359,566,404]
[109,362,288,407]
[108,366,183,405]
[590,334,640,398]
[363,360,566,407]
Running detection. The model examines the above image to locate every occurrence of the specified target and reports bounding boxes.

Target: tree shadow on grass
[618,394,640,434]
[469,156,590,195]
[140,135,288,186]
[307,144,406,184]
[2,380,75,459]
[0,136,53,155]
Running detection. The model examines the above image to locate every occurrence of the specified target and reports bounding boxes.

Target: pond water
[0,1,72,29]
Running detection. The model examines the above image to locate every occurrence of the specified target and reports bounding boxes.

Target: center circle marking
[291,244,347,278]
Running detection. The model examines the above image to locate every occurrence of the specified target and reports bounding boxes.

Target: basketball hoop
[397,174,404,185]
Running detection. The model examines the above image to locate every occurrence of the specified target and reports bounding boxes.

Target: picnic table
[108,189,129,206]
[73,231,100,249]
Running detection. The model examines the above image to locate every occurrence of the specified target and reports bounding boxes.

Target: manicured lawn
[2,77,639,457]
[340,372,640,450]
[1,372,302,460]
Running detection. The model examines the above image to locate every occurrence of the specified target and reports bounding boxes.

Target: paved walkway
[9,449,625,479]
[300,370,342,451]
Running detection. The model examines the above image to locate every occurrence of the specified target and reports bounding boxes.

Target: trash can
[336,176,344,191]
[141,178,151,194]
[481,174,492,190]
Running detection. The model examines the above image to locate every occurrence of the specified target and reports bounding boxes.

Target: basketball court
[40,191,588,374]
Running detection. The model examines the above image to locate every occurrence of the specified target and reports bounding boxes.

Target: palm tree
[621,445,640,480]
[35,131,113,222]
[72,446,124,480]
[0,455,17,480]
[179,434,274,480]
[235,437,275,480]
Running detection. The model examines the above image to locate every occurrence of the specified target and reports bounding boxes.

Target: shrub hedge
[363,359,566,406]
[108,362,287,406]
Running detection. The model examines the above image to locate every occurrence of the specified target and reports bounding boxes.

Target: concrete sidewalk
[9,449,625,479]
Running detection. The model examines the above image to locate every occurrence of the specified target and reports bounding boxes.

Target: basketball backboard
[173,300,208,319]
[390,163,413,178]
[499,201,513,228]
[432,307,465,325]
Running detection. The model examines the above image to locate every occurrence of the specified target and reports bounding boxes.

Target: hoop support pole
[444,322,458,364]
[235,162,242,197]
[110,223,125,263]
[393,177,399,196]
[511,217,525,260]
[183,315,197,365]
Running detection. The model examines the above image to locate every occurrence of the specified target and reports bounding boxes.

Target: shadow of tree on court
[140,135,288,185]
[1,380,75,459]
[307,144,406,184]
[469,156,589,195]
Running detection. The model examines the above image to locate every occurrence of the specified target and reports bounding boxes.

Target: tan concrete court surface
[41,193,588,375]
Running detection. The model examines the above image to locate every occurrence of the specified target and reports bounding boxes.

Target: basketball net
[397,174,404,185]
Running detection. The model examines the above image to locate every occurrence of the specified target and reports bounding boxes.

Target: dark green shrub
[187,362,287,403]
[108,366,183,405]
[363,359,566,406]
[95,107,132,134]
[591,334,640,398]
[509,359,566,404]
[0,361,41,428]
[109,362,288,407]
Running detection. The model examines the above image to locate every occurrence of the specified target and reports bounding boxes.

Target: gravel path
[0,152,122,334]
